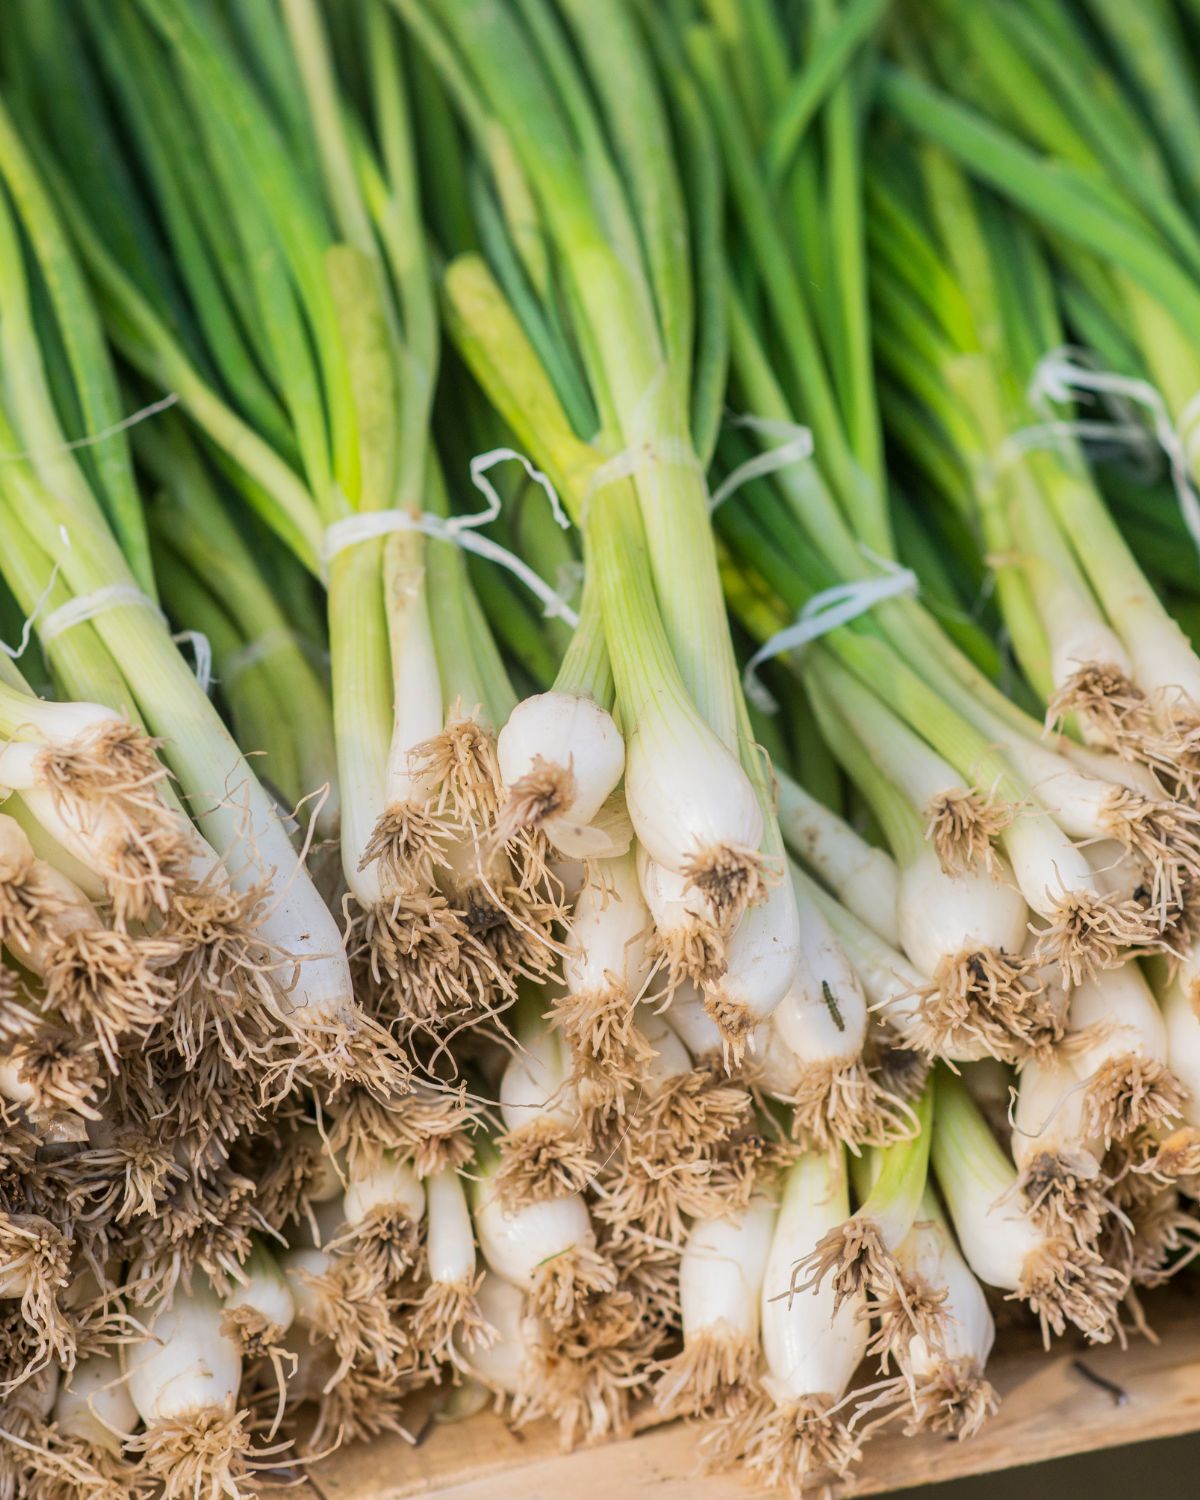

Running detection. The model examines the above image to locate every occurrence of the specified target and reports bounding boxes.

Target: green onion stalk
[864,128,1200,932]
[881,2,1200,784]
[30,0,568,1036]
[398,0,804,1060]
[0,84,403,1111]
[677,3,1173,998]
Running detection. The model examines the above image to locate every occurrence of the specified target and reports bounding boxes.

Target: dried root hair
[530,1335,649,1450]
[7,1028,103,1127]
[411,712,504,825]
[295,1258,417,1385]
[11,1430,154,1500]
[413,1273,495,1370]
[302,1361,420,1455]
[361,889,502,1028]
[1135,1123,1200,1191]
[527,1242,620,1333]
[266,998,412,1105]
[324,1081,477,1181]
[786,1057,917,1156]
[863,1270,950,1366]
[1014,1236,1126,1346]
[787,1216,901,1317]
[496,756,577,839]
[700,1389,862,1500]
[1047,665,1153,747]
[123,1164,266,1307]
[45,1127,185,1238]
[653,1325,760,1419]
[1034,889,1163,987]
[0,854,71,953]
[359,798,454,893]
[550,982,654,1082]
[681,844,765,934]
[701,987,758,1073]
[1100,788,1200,913]
[1018,1149,1111,1248]
[0,1213,74,1385]
[649,914,727,992]
[924,788,1013,877]
[904,948,1063,1063]
[159,878,281,1070]
[1081,1055,1188,1149]
[44,927,174,1072]
[36,724,186,923]
[125,1400,270,1500]
[324,1204,423,1289]
[493,1118,595,1207]
[450,872,563,990]
[855,1360,999,1443]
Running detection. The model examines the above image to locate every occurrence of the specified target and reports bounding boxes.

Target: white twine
[2,576,213,694]
[40,584,163,645]
[743,565,919,715]
[1021,348,1200,558]
[584,436,701,510]
[709,415,814,512]
[321,447,579,626]
[0,392,180,464]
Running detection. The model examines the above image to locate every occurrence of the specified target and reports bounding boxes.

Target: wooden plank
[305,1292,1200,1499]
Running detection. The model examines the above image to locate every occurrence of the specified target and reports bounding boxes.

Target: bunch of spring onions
[2,1,1200,1498]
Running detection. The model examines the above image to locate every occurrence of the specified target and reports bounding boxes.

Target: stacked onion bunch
[5,0,1200,1498]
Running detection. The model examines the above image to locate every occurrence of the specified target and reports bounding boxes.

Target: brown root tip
[266,1002,412,1105]
[1019,1150,1110,1248]
[325,1083,478,1182]
[701,989,756,1073]
[359,889,502,1027]
[220,1305,287,1361]
[1101,788,1200,918]
[864,1270,949,1363]
[785,1057,918,1155]
[653,1327,762,1418]
[650,918,728,991]
[1083,1055,1188,1148]
[924,788,1013,877]
[325,1207,423,1288]
[1035,890,1163,987]
[126,1403,261,1500]
[45,927,174,1069]
[529,1329,652,1449]
[413,1274,496,1370]
[700,1390,861,1497]
[449,873,564,990]
[1047,665,1152,747]
[681,844,766,932]
[410,713,504,824]
[302,1363,419,1455]
[498,757,577,836]
[359,800,454,890]
[494,1119,596,1207]
[787,1217,897,1314]
[0,1214,73,1374]
[528,1244,619,1332]
[904,948,1064,1062]
[1140,1125,1200,1187]
[1016,1237,1127,1346]
[9,1029,103,1125]
[549,985,653,1076]
[857,1362,999,1443]
[296,1261,416,1385]
[591,1066,769,1237]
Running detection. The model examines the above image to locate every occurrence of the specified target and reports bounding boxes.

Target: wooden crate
[296,1288,1200,1499]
